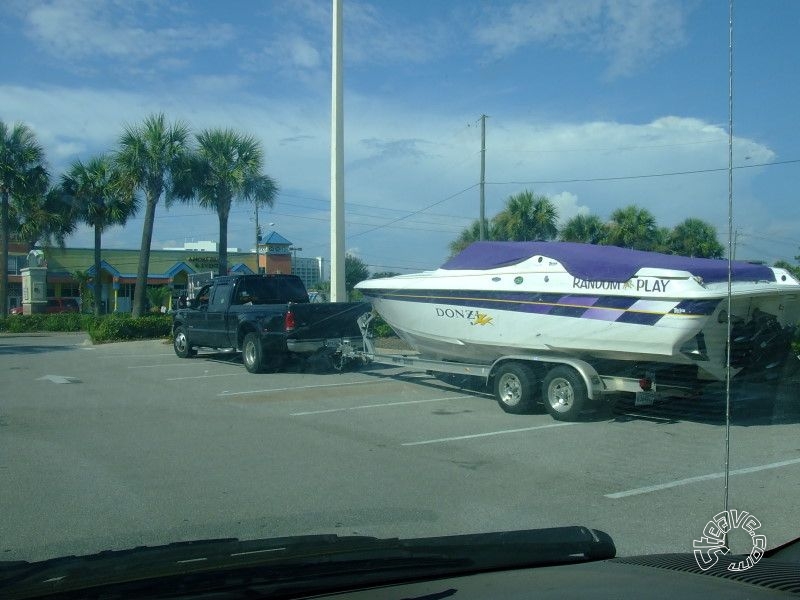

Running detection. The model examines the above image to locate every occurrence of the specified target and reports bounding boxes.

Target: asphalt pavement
[1,332,799,563]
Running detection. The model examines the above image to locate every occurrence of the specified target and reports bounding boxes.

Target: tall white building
[292,256,324,290]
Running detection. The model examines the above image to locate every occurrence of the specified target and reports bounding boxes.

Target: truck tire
[242,332,266,373]
[173,326,196,358]
[494,362,538,414]
[241,334,286,373]
[542,365,587,421]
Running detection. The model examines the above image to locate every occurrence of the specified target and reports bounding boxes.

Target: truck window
[247,278,280,304]
[196,285,211,307]
[209,283,231,309]
[281,278,310,303]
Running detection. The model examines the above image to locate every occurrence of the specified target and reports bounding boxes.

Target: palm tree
[11,186,77,249]
[449,219,491,256]
[187,128,277,276]
[0,120,49,317]
[667,218,724,258]
[559,214,607,244]
[493,190,558,241]
[604,205,658,251]
[62,155,138,315]
[115,113,191,317]
[73,269,94,313]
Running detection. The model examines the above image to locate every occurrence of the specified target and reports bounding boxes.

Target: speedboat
[355,242,800,381]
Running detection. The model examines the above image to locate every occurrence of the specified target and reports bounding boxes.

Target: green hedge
[0,313,172,343]
[0,313,88,333]
[86,314,172,343]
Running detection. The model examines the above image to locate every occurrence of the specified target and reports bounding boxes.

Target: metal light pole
[479,114,487,240]
[290,246,303,274]
[254,201,261,274]
[330,0,345,301]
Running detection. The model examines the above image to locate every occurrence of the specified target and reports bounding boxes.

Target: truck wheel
[542,366,587,421]
[494,362,538,414]
[173,326,196,358]
[242,333,265,373]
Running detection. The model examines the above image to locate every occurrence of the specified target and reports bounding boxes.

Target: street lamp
[289,246,303,274]
[289,246,303,269]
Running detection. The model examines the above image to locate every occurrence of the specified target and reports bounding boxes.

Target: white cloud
[0,82,790,268]
[475,0,688,78]
[254,34,322,72]
[550,191,589,226]
[23,0,234,64]
[344,2,451,66]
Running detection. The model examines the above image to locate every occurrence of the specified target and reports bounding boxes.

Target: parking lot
[2,332,800,563]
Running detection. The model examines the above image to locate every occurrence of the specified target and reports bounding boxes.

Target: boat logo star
[472,312,493,326]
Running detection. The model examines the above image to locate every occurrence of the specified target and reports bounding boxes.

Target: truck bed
[286,302,371,354]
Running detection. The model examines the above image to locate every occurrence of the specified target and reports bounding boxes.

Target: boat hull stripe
[361,289,720,324]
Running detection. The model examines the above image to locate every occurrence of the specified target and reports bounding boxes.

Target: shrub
[43,313,84,332]
[371,315,396,338]
[87,314,172,343]
[0,313,171,343]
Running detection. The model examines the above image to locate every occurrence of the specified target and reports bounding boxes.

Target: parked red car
[9,297,80,315]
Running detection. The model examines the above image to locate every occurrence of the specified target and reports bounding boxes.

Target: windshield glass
[1,0,799,588]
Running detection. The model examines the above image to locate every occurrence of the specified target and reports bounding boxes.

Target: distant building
[255,230,293,275]
[293,256,324,291]
[4,243,257,313]
[254,231,323,289]
[4,231,317,313]
[162,240,240,252]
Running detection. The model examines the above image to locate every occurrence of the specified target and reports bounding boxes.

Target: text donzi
[435,307,494,326]
[436,307,484,320]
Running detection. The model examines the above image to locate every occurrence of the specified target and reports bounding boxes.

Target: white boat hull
[358,248,800,382]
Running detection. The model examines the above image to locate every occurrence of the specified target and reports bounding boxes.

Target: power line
[510,138,727,154]
[347,183,479,239]
[485,158,800,186]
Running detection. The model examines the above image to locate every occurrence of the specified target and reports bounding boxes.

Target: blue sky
[2,0,799,274]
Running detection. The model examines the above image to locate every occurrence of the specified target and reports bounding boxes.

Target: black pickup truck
[171,274,370,373]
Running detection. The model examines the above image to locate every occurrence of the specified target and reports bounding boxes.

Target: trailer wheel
[173,326,196,358]
[542,366,587,421]
[494,362,538,414]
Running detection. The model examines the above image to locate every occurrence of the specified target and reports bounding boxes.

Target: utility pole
[479,114,487,241]
[330,0,346,301]
[254,201,261,274]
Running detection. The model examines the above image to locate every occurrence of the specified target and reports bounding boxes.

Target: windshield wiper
[0,526,614,599]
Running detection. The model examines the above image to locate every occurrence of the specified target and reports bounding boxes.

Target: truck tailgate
[286,302,371,344]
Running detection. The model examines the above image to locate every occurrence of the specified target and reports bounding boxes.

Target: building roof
[43,247,259,281]
[263,231,292,245]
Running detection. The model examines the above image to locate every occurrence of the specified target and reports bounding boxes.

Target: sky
[2,0,799,275]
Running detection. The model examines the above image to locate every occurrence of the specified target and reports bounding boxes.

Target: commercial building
[4,231,322,312]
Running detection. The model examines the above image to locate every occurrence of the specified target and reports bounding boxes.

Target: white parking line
[128,363,199,369]
[605,456,800,499]
[402,422,576,446]
[167,373,242,381]
[290,395,473,416]
[219,379,391,397]
[99,353,176,359]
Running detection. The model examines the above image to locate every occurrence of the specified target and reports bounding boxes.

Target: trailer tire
[173,326,196,358]
[494,362,538,414]
[542,365,587,421]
